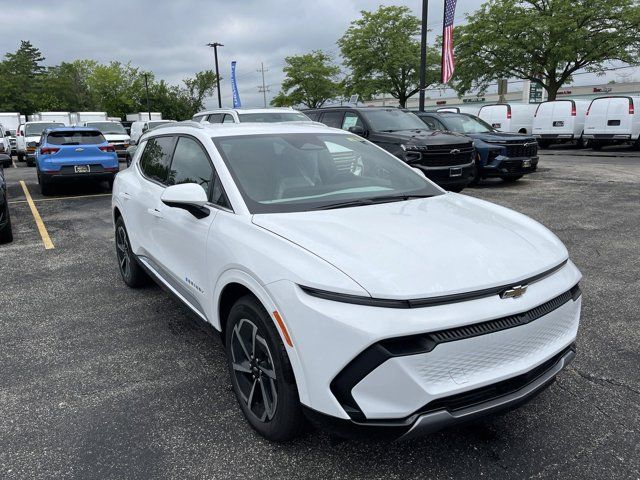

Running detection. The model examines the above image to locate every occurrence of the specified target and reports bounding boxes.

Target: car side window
[222,114,235,124]
[207,114,223,123]
[139,136,176,184]
[306,112,319,121]
[342,112,363,130]
[167,137,213,194]
[320,111,344,128]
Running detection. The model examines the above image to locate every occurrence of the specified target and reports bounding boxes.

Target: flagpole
[418,0,428,112]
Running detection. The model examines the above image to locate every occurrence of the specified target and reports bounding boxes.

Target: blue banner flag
[231,61,242,108]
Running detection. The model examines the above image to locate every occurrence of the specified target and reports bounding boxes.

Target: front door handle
[147,208,163,218]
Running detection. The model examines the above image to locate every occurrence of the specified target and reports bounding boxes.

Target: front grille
[504,143,538,158]
[420,345,574,414]
[418,143,474,167]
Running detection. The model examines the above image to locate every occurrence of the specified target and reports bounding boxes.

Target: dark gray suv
[304,107,475,192]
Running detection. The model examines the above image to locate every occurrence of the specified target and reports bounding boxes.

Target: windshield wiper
[315,194,433,210]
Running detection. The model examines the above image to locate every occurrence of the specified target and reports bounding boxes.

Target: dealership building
[363,81,640,109]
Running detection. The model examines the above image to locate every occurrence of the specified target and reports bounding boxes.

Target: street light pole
[144,73,151,120]
[207,42,224,108]
[418,0,429,112]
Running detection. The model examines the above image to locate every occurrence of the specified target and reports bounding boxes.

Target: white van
[478,103,538,134]
[583,96,640,150]
[73,112,108,125]
[33,112,72,125]
[532,100,590,148]
[130,120,176,145]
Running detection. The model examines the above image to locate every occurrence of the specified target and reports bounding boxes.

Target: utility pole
[206,42,224,108]
[257,62,270,108]
[418,0,429,111]
[143,73,151,120]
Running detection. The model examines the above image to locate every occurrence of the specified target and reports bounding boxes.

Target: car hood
[103,134,130,142]
[468,132,536,143]
[252,194,567,299]
[375,129,470,146]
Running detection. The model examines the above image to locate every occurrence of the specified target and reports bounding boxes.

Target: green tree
[40,60,98,111]
[86,61,148,118]
[0,40,46,113]
[271,51,342,108]
[453,0,640,100]
[338,5,440,107]
[183,70,218,112]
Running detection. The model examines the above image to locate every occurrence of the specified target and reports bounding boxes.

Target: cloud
[1,0,486,109]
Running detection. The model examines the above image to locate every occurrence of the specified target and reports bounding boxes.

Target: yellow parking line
[19,180,54,250]
[8,193,111,205]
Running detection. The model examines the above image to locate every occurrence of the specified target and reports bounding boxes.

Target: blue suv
[36,127,119,195]
[413,112,538,184]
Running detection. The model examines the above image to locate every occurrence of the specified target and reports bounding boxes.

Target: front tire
[225,295,306,442]
[115,217,149,287]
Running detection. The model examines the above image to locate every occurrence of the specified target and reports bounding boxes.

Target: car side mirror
[161,183,210,219]
[412,167,427,179]
[348,125,366,136]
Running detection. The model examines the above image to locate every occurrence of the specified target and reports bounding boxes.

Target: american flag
[441,0,458,84]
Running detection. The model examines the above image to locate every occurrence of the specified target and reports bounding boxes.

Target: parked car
[305,106,474,192]
[17,121,63,165]
[192,108,311,124]
[532,100,590,148]
[83,121,131,159]
[130,120,176,145]
[583,96,640,150]
[0,113,22,153]
[414,111,538,184]
[0,159,13,243]
[112,121,582,441]
[35,127,119,195]
[478,103,538,134]
[0,125,12,167]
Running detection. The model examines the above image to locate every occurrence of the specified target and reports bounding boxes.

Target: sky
[0,0,637,110]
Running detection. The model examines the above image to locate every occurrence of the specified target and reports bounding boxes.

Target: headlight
[401,144,428,152]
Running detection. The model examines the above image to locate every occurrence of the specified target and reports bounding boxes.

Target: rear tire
[468,160,481,186]
[225,295,306,442]
[38,171,53,196]
[0,204,13,244]
[17,152,24,162]
[115,217,149,288]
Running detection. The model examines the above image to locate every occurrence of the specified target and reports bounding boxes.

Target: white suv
[192,107,311,124]
[112,121,582,441]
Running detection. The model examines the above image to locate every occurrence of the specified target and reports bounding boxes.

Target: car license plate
[74,165,91,173]
[523,160,531,168]
[449,167,462,177]
[553,121,564,127]
[492,123,501,128]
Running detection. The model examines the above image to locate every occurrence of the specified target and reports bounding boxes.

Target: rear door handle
[147,208,163,218]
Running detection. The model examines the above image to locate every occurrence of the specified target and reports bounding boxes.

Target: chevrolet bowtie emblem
[450,148,460,154]
[500,285,528,299]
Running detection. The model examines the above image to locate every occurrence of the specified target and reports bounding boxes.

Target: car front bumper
[267,260,581,438]
[482,156,538,177]
[413,161,475,187]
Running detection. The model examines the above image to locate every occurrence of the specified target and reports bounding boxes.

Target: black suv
[305,107,475,192]
[0,158,13,244]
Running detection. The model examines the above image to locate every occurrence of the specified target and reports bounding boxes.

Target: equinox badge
[500,285,528,299]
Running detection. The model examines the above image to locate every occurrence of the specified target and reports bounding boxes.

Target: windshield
[441,114,495,134]
[47,130,106,145]
[86,122,126,134]
[238,112,310,123]
[26,123,62,136]
[360,109,428,132]
[213,133,441,213]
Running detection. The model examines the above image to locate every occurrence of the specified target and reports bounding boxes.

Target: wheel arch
[213,270,310,406]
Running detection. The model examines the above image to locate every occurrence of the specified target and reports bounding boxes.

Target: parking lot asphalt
[0,153,639,480]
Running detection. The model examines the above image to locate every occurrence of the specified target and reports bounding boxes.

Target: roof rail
[153,120,203,130]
